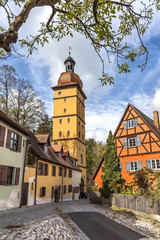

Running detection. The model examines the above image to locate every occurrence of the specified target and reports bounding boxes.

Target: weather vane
[69,46,71,57]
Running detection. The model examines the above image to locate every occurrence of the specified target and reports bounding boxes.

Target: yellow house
[52,55,87,193]
[23,134,81,205]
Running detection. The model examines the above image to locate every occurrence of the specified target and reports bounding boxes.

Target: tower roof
[58,71,83,88]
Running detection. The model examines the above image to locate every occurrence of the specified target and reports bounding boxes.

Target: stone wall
[89,192,160,215]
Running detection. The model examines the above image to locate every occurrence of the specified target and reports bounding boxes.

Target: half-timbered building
[92,103,160,187]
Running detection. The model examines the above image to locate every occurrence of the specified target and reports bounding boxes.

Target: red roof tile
[35,134,49,144]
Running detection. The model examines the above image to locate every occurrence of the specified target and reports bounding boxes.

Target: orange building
[92,103,160,188]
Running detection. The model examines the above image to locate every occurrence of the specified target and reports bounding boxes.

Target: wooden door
[21,182,29,206]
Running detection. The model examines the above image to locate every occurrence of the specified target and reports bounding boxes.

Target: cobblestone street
[0,199,160,239]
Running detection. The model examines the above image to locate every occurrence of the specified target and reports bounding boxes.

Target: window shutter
[15,168,20,185]
[146,160,151,169]
[6,130,11,149]
[17,135,22,152]
[124,121,128,129]
[137,136,141,146]
[134,118,138,127]
[1,166,8,185]
[123,139,127,148]
[0,165,2,184]
[138,161,142,170]
[0,126,6,147]
[120,162,122,171]
[42,163,45,175]
[126,162,130,172]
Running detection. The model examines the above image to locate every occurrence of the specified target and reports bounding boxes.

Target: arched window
[81,154,83,164]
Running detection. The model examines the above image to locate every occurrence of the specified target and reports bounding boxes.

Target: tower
[52,54,87,193]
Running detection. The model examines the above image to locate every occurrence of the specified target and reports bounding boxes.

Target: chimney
[153,111,160,128]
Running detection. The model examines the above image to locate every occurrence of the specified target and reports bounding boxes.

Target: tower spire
[64,48,75,73]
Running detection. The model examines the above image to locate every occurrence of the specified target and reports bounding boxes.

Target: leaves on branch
[0,0,159,84]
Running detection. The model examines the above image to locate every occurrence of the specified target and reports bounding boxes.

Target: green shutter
[146,160,151,169]
[124,121,128,129]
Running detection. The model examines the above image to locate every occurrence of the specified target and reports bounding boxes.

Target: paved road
[68,211,146,240]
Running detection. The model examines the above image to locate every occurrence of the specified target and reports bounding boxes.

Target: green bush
[99,180,111,198]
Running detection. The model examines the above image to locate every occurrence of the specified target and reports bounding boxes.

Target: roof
[62,150,69,157]
[0,109,30,136]
[91,155,104,181]
[35,134,50,144]
[52,144,63,153]
[114,103,160,140]
[29,134,61,165]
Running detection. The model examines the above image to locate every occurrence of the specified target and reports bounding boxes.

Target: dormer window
[44,145,48,155]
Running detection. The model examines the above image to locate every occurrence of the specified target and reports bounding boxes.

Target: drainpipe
[20,138,28,208]
[61,167,63,201]
[34,158,38,205]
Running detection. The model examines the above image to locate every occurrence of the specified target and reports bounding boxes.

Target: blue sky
[1,3,160,142]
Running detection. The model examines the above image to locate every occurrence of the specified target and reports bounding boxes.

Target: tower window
[82,135,84,140]
[68,118,70,123]
[58,91,62,95]
[67,130,70,136]
[64,98,66,103]
[79,132,81,138]
[59,131,62,137]
[59,119,62,124]
[64,108,66,113]
[81,154,83,164]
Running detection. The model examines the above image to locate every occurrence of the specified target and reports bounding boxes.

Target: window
[128,119,134,129]
[130,161,138,171]
[128,138,136,148]
[59,119,62,124]
[38,162,42,175]
[67,118,70,123]
[58,91,62,95]
[68,185,72,193]
[68,169,72,178]
[52,166,56,176]
[124,118,138,129]
[10,132,18,151]
[44,164,48,176]
[40,187,46,197]
[123,136,141,148]
[64,168,67,177]
[151,159,160,170]
[82,135,84,140]
[64,98,66,103]
[126,161,142,172]
[59,167,62,176]
[64,108,66,113]
[7,167,14,184]
[67,130,70,136]
[79,132,81,138]
[64,185,66,194]
[81,154,83,164]
[59,131,62,137]
[0,165,20,185]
